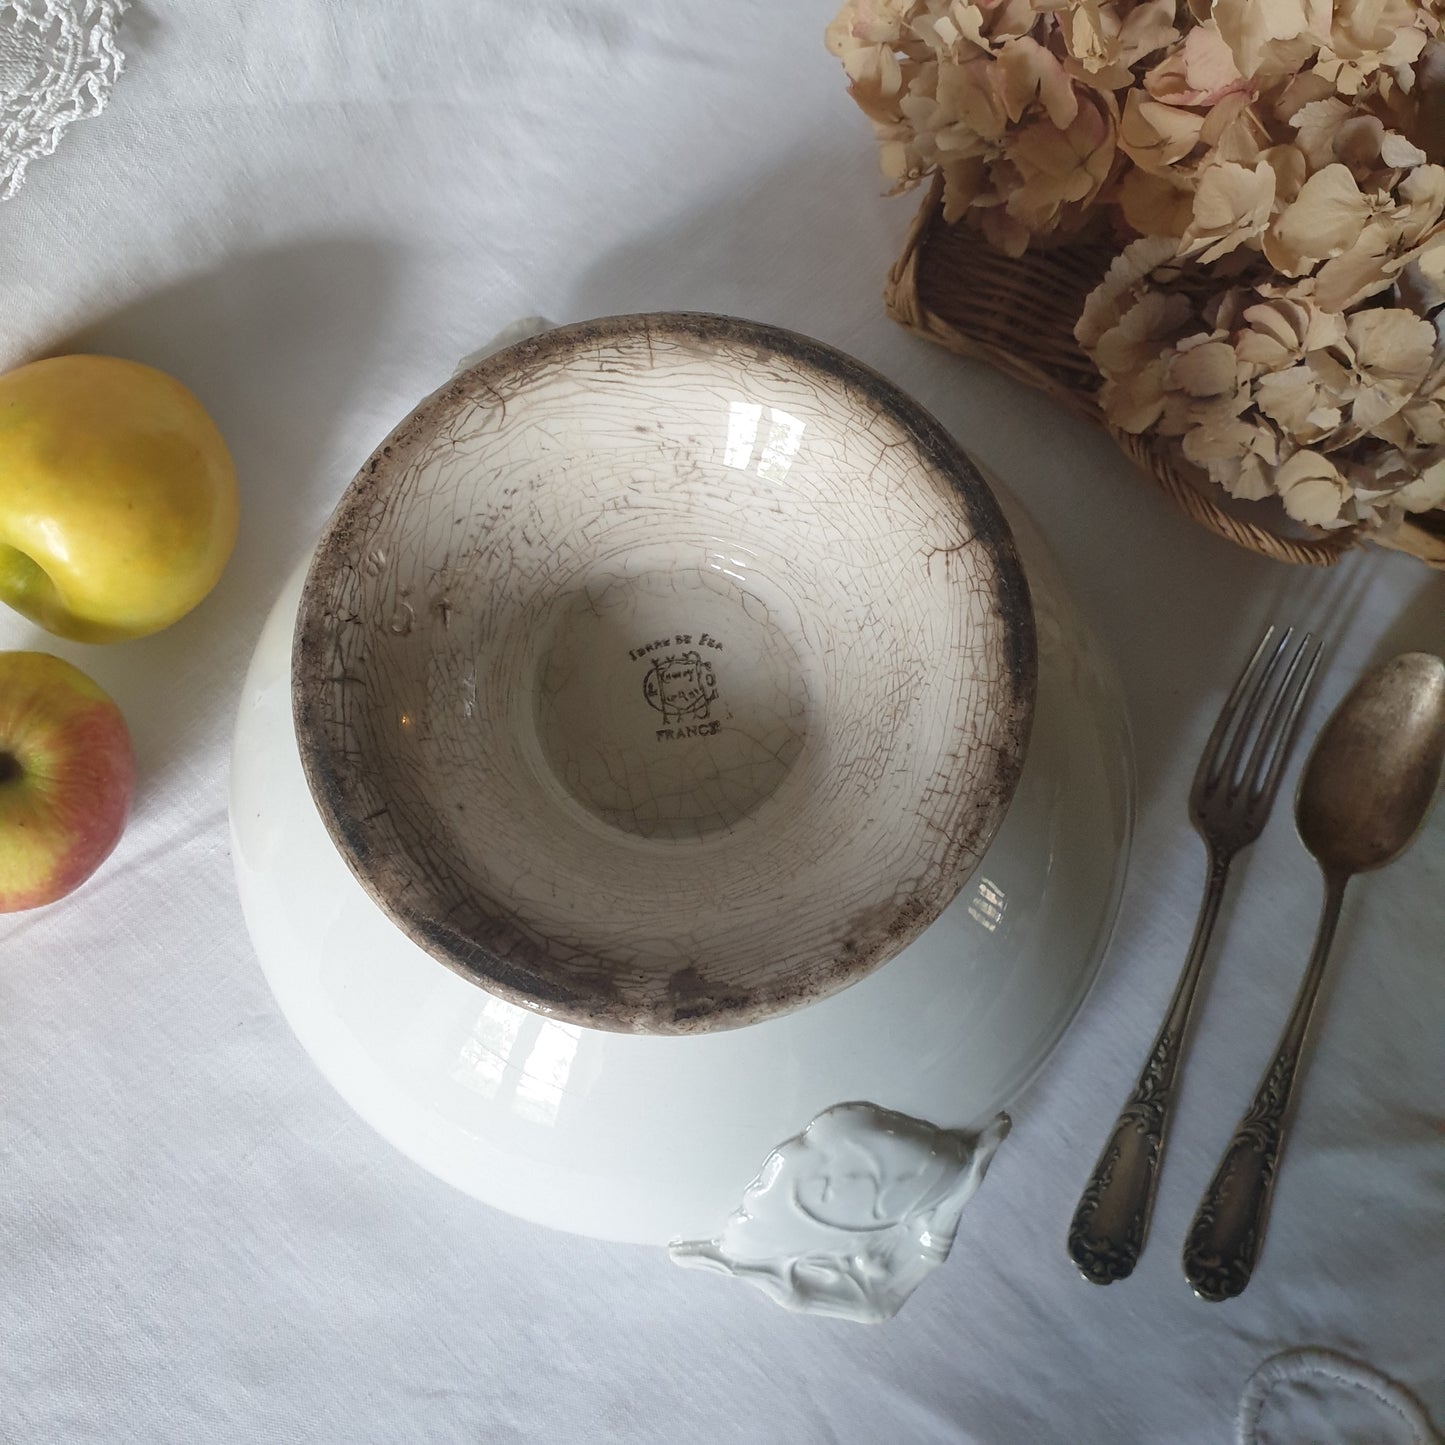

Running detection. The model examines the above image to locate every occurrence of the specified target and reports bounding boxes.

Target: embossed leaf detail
[669,1103,1010,1322]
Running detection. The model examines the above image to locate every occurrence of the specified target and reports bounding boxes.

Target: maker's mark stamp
[643,651,719,725]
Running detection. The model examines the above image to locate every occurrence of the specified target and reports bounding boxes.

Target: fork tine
[1204,626,1295,799]
[1190,626,1279,806]
[1245,633,1322,805]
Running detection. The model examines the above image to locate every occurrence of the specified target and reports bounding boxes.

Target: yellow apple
[0,354,239,642]
[0,650,135,911]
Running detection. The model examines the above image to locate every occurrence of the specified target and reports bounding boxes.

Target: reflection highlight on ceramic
[722,399,807,481]
[449,998,584,1128]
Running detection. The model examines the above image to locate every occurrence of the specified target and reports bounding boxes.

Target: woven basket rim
[885,174,1444,570]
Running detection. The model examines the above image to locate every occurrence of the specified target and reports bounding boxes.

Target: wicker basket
[884,176,1445,569]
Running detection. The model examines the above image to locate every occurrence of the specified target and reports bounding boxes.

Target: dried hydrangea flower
[1078,233,1445,530]
[828,0,1184,246]
[830,0,1445,534]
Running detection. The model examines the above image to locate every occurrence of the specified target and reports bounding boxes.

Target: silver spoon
[1183,651,1445,1302]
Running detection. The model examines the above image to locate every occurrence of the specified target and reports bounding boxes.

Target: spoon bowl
[1296,652,1445,878]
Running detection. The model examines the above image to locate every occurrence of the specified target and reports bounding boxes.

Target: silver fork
[1066,626,1322,1285]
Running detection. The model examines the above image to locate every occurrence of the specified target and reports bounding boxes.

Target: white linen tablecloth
[1,4,1441,1441]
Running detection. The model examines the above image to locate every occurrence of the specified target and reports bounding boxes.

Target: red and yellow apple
[0,651,134,912]
[0,354,239,643]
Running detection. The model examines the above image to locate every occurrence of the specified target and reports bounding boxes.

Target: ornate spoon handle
[1067,852,1231,1285]
[1183,873,1347,1302]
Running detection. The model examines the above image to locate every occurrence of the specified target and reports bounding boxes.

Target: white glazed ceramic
[292,314,1035,1033]
[670,1105,1011,1322]
[230,487,1130,1247]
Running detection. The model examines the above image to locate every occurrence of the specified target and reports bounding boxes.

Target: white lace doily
[0,0,128,201]
[1239,1349,1442,1445]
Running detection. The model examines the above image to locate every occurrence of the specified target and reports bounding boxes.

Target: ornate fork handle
[1067,852,1231,1285]
[1184,873,1348,1301]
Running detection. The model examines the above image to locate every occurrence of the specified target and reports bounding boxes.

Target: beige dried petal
[939,155,991,221]
[1301,302,1348,352]
[1414,39,1445,156]
[1315,9,1428,97]
[1344,307,1437,434]
[1159,378,1254,438]
[918,11,961,49]
[1331,114,1430,177]
[1265,163,1369,275]
[1273,69,1340,122]
[1120,0,1183,66]
[1400,394,1445,447]
[1242,299,1308,351]
[1367,410,1414,449]
[1400,237,1445,311]
[1356,446,1417,489]
[1275,448,1352,526]
[1142,22,1244,108]
[826,0,914,49]
[1233,297,1334,371]
[998,36,1078,129]
[1096,290,1193,376]
[1207,286,1247,335]
[1212,0,1325,79]
[1168,339,1241,396]
[1226,450,1277,500]
[1198,91,1272,164]
[1075,234,1182,348]
[1257,364,1327,435]
[1120,92,1207,173]
[1381,129,1430,168]
[1005,97,1115,226]
[1304,403,1343,435]
[1265,379,1342,444]
[826,7,895,67]
[1351,396,1416,441]
[937,54,1009,140]
[1311,222,1402,310]
[1118,167,1196,236]
[1396,456,1445,511]
[1334,114,1389,172]
[1180,414,1260,461]
[947,3,989,49]
[1190,413,1280,496]
[1290,97,1354,171]
[1063,4,1122,77]
[1398,164,1445,245]
[1307,348,1354,395]
[1180,160,1276,264]
[1100,357,1170,431]
[878,137,918,186]
[1347,307,1437,388]
[1261,142,1307,206]
[1181,21,1245,97]
[1235,329,1298,371]
[952,0,1037,47]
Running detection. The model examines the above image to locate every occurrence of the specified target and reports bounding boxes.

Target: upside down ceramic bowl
[292,313,1036,1034]
[230,314,1133,1257]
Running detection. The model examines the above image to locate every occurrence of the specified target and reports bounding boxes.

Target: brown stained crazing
[293,312,1036,1035]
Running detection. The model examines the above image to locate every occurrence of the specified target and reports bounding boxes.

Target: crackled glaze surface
[669,1104,1010,1323]
[293,314,1034,1033]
